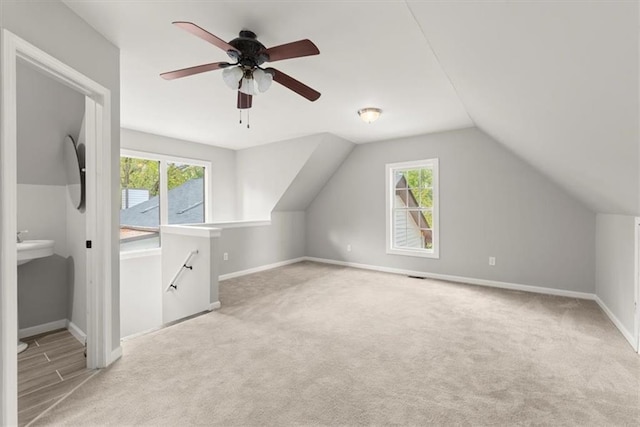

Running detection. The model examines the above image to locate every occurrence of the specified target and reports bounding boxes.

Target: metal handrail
[166,250,199,292]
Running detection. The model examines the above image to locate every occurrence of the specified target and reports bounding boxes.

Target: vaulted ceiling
[408,1,639,215]
[63,0,638,214]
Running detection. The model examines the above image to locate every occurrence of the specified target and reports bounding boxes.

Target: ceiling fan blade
[268,68,321,102]
[262,39,319,62]
[160,62,229,80]
[237,91,252,109]
[173,21,239,54]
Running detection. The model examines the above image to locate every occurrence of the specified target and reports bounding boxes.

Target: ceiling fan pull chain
[239,110,242,125]
[247,110,250,129]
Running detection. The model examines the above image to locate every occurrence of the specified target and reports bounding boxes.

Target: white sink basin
[17,240,54,266]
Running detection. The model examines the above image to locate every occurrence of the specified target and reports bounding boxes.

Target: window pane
[395,188,408,207]
[421,230,434,249]
[393,210,407,247]
[406,187,420,208]
[419,209,432,229]
[393,209,422,249]
[394,170,407,188]
[420,168,433,187]
[420,188,433,208]
[405,169,420,188]
[405,209,423,249]
[167,162,205,225]
[120,157,160,251]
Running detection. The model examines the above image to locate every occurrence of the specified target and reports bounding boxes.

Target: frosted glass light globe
[253,68,273,93]
[222,66,243,90]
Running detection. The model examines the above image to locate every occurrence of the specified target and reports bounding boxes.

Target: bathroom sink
[17,240,54,266]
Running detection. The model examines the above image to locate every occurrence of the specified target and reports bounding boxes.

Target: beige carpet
[34,261,639,426]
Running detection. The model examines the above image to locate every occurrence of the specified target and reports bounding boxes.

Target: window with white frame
[119,150,211,252]
[386,159,439,258]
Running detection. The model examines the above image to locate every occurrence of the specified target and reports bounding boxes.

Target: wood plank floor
[18,329,93,426]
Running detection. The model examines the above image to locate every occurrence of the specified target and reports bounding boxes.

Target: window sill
[197,219,271,229]
[120,247,162,260]
[386,247,439,259]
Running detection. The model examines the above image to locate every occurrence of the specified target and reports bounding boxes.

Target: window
[386,159,439,258]
[120,150,211,252]
[167,162,205,225]
[120,156,161,251]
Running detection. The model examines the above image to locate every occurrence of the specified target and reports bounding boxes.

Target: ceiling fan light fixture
[358,107,382,124]
[163,23,322,110]
[239,76,257,96]
[253,68,273,93]
[222,66,243,89]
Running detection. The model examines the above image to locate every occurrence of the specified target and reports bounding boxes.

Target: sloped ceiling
[407,1,639,215]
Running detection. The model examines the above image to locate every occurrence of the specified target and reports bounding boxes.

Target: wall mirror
[64,135,84,209]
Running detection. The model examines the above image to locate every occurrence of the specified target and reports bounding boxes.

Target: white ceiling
[62,0,472,149]
[63,0,638,214]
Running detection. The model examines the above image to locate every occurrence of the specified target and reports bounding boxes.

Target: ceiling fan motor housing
[227,30,269,67]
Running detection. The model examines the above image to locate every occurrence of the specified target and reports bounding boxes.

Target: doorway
[1,29,114,425]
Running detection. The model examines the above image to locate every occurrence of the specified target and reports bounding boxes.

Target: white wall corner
[594,296,638,352]
[208,301,221,311]
[66,320,87,345]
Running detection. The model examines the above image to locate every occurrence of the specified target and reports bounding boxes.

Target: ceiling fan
[161,22,321,112]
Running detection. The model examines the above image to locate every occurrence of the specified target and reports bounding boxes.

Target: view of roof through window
[120,156,205,251]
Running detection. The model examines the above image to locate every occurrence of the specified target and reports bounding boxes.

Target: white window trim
[120,148,213,238]
[385,158,439,259]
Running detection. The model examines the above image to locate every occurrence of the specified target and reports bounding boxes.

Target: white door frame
[1,29,114,425]
[635,217,640,353]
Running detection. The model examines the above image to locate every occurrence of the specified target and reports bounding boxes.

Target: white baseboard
[66,320,86,345]
[305,257,596,300]
[208,301,221,311]
[219,257,306,281]
[214,255,638,354]
[594,296,638,351]
[19,319,67,339]
[109,346,123,364]
[121,326,163,342]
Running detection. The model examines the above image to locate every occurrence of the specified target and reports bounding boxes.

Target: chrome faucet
[16,230,28,243]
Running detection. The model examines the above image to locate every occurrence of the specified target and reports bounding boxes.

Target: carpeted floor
[33,261,639,426]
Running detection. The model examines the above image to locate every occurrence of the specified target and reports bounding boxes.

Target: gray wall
[275,134,354,212]
[18,256,69,328]
[2,0,121,352]
[16,61,86,331]
[218,212,306,276]
[236,135,322,219]
[17,62,84,184]
[595,214,636,339]
[17,186,70,329]
[306,127,596,293]
[121,128,238,221]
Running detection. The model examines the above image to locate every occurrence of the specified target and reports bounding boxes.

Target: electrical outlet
[223,252,229,261]
[489,256,496,266]
[347,244,352,252]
